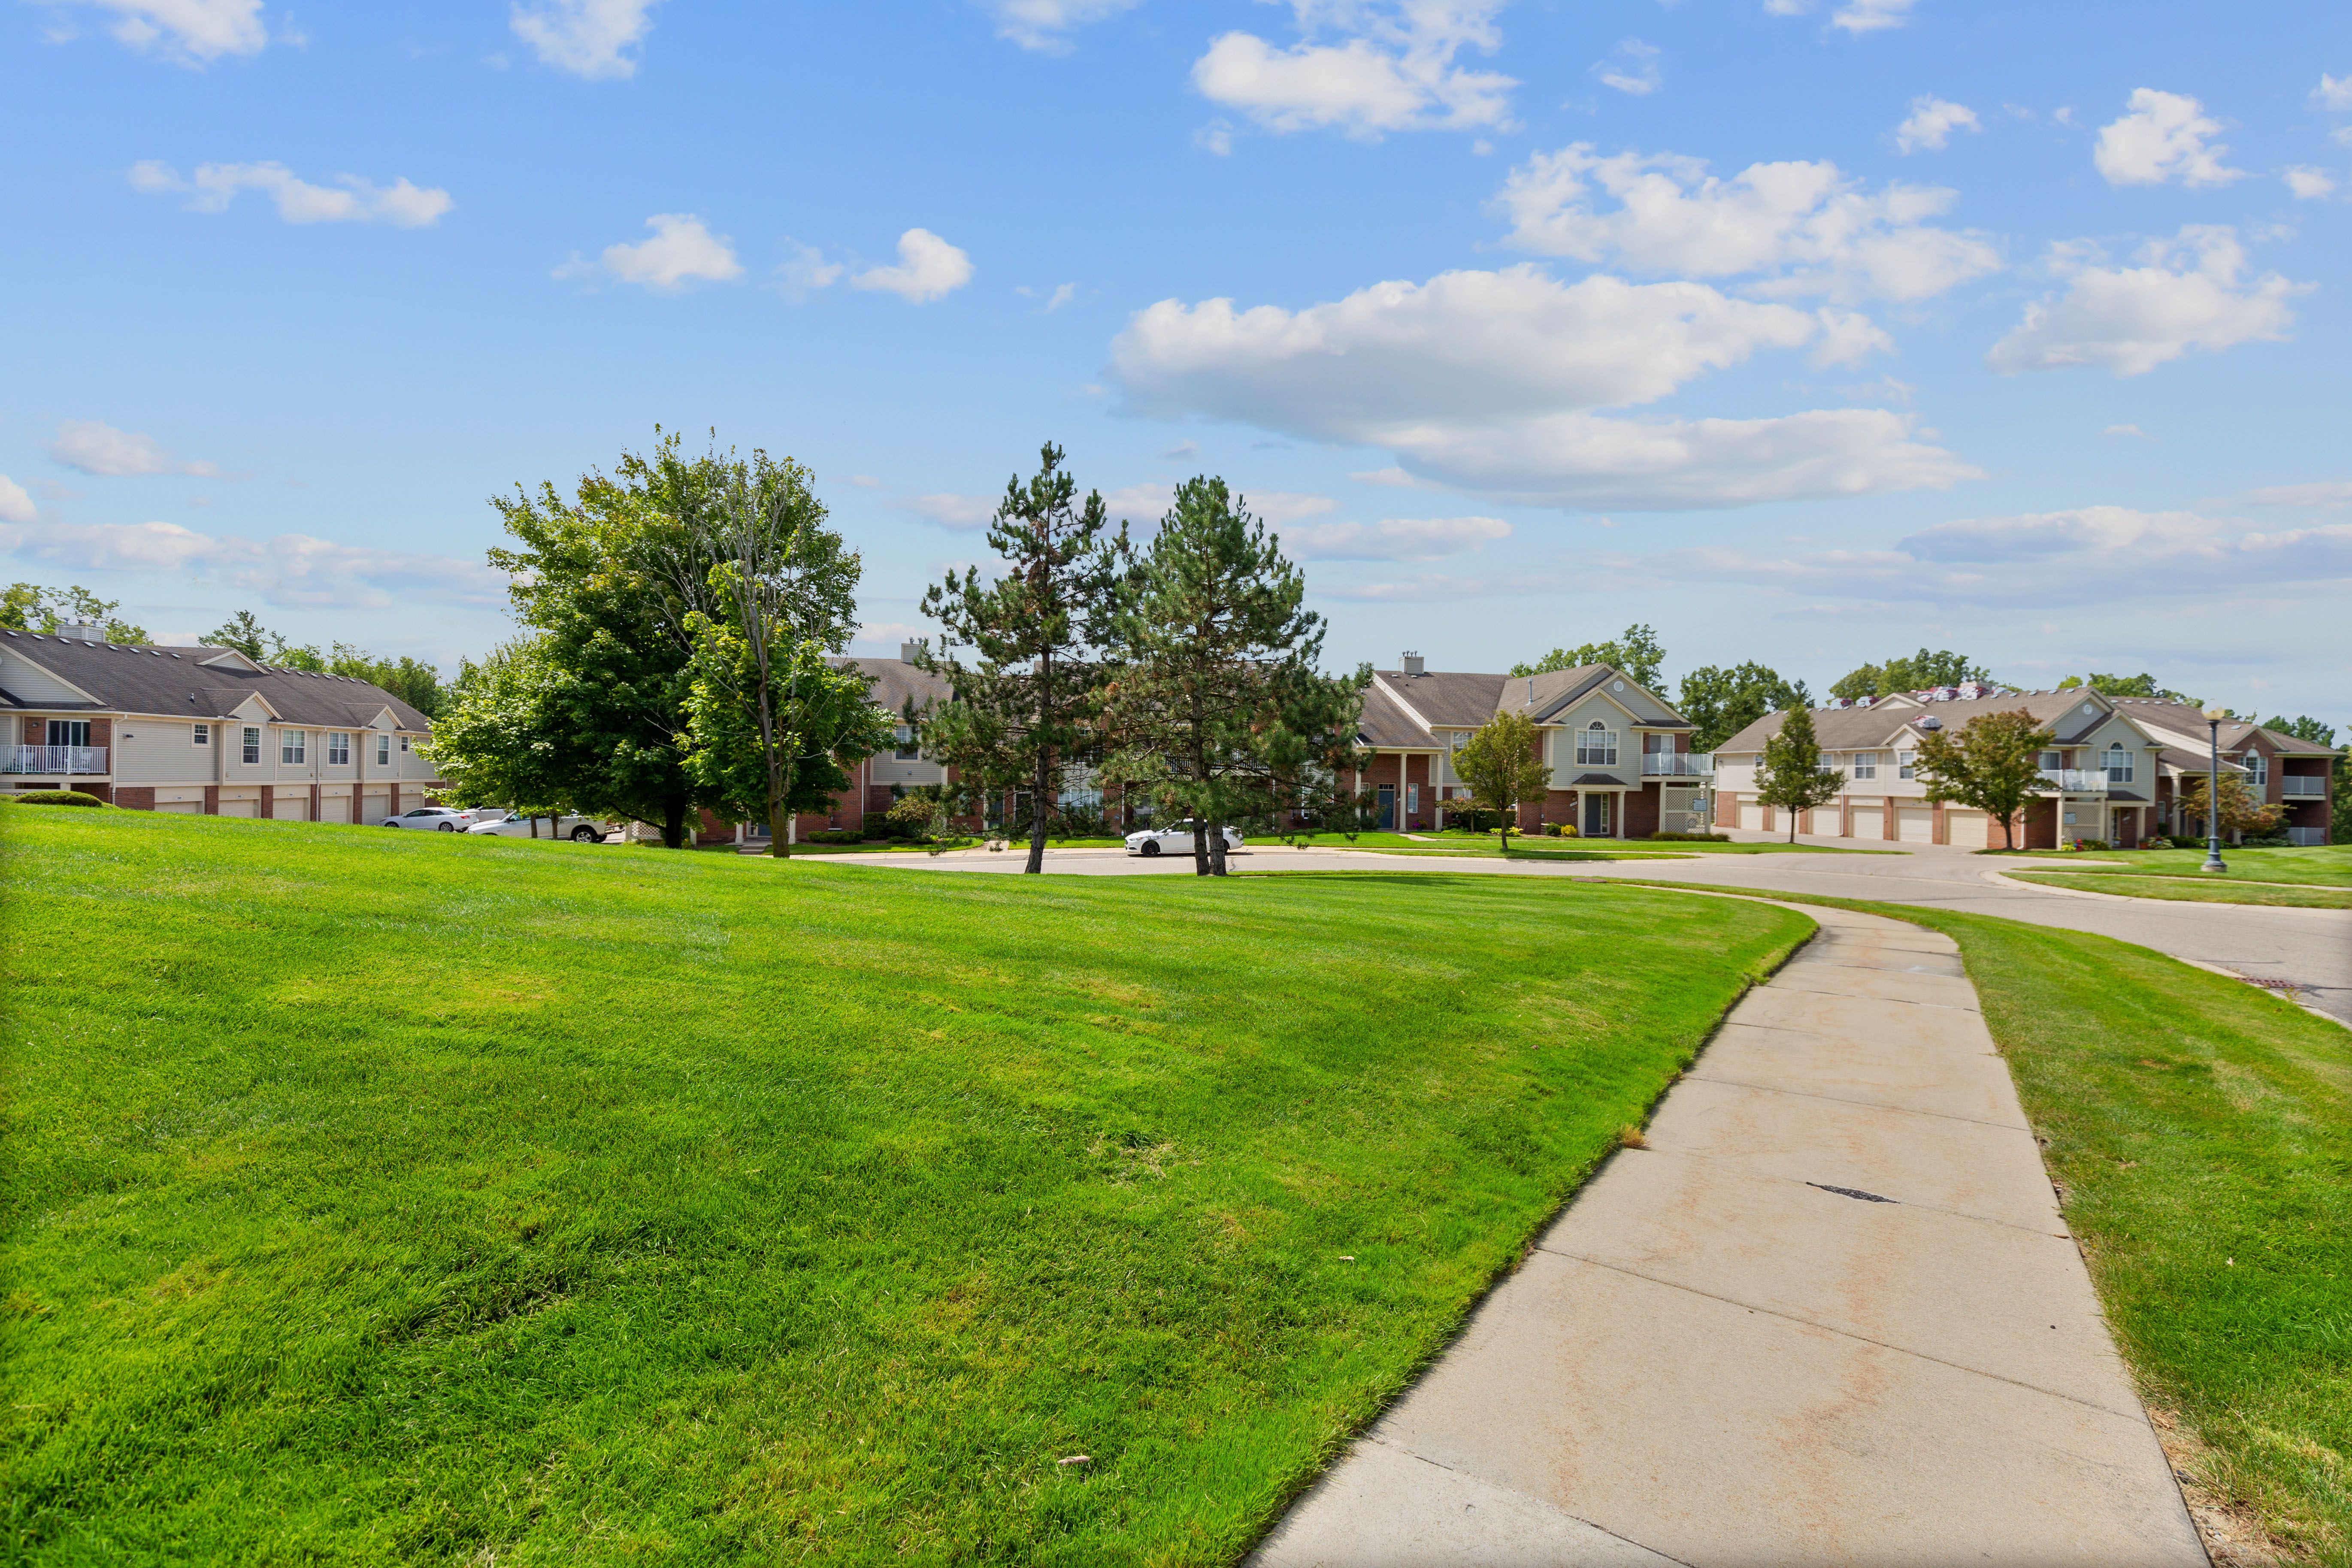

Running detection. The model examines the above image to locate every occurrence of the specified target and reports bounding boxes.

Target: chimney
[60,622,106,644]
[900,641,921,663]
[1402,652,1425,676]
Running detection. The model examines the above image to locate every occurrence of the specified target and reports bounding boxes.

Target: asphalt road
[845,835,2352,1026]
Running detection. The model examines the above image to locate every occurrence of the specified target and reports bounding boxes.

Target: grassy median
[0,810,1805,1566]
[2007,844,2352,888]
[2006,872,2352,909]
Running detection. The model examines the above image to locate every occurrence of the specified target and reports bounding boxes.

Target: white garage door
[1897,806,1933,842]
[1850,807,1884,840]
[319,796,351,824]
[1945,809,1988,849]
[361,791,391,823]
[272,796,308,821]
[1738,804,1763,832]
[216,799,258,819]
[154,800,200,815]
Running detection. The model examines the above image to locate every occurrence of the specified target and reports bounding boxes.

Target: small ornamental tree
[917,443,1125,875]
[1453,710,1553,851]
[2176,771,2282,841]
[1756,703,1844,842]
[1912,708,2055,851]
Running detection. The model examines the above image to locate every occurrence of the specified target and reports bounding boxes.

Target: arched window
[1575,719,1618,767]
[2102,742,2132,784]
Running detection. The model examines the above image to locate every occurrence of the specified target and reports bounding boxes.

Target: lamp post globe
[2200,707,2229,873]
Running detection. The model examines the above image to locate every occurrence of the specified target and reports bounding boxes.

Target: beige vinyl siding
[112,718,212,785]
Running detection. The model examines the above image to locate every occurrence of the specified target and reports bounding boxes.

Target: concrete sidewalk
[1250,902,2205,1568]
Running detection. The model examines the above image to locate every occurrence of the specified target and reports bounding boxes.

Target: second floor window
[1897,748,1916,780]
[46,719,92,748]
[1575,722,1618,766]
[376,735,390,766]
[242,726,262,764]
[2243,752,2267,787]
[327,732,351,766]
[894,724,920,761]
[193,722,210,747]
[281,730,306,764]
[2039,750,2064,771]
[2103,743,2133,783]
[1852,752,1878,779]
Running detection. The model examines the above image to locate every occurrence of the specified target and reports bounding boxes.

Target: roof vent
[1401,652,1425,676]
[900,641,920,663]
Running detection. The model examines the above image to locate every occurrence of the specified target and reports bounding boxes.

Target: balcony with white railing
[2037,768,2110,794]
[4,745,108,775]
[2282,775,2329,798]
[1641,752,1714,778]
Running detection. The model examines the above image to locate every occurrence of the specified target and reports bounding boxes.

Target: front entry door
[1376,785,1397,831]
[1583,792,1611,837]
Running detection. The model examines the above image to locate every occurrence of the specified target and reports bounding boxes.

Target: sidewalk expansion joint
[1530,1248,2147,1423]
[1711,1016,1998,1054]
[1679,1071,2028,1131]
[1764,979,1981,1013]
[1360,1436,1701,1568]
[1626,1144,2071,1239]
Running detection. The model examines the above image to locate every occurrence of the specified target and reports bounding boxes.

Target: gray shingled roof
[839,657,952,717]
[1716,690,2125,754]
[1358,680,1438,748]
[1370,663,1688,735]
[0,633,434,729]
[2110,697,2340,757]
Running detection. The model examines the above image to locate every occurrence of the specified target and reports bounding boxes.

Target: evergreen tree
[1452,710,1553,851]
[1100,476,1366,876]
[1912,709,2056,851]
[1756,703,1843,843]
[917,443,1126,875]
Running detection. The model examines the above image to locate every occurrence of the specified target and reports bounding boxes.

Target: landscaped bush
[2073,838,2112,852]
[1648,831,1730,842]
[803,828,863,845]
[2168,835,2204,849]
[8,790,106,808]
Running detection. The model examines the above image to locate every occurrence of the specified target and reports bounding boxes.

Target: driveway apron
[1248,901,2205,1568]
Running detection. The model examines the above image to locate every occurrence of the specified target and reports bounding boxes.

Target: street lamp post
[2201,707,2228,874]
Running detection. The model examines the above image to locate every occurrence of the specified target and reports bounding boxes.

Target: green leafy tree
[204,610,269,657]
[1,583,148,642]
[917,443,1126,875]
[1510,624,1665,693]
[2260,714,2337,747]
[1755,703,1845,843]
[678,450,884,854]
[1677,662,1811,753]
[2335,752,2352,846]
[419,643,572,818]
[1452,710,1553,851]
[1829,648,1990,702]
[1912,709,2055,851]
[2058,672,2200,705]
[2177,772,2283,840]
[1100,477,1367,877]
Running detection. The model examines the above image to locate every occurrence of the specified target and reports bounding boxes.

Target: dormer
[198,648,266,673]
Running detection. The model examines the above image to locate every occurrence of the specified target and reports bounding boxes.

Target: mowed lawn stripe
[1,810,1808,1565]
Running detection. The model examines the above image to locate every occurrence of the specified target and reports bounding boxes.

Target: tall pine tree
[917,443,1125,874]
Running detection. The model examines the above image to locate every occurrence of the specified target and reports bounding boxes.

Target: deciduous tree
[1677,662,1810,753]
[1453,710,1553,851]
[2177,772,2283,841]
[2,582,148,642]
[1912,709,2055,851]
[1830,648,1990,702]
[1511,624,1665,692]
[1756,703,1845,843]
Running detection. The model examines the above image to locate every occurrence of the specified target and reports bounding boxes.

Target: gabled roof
[1367,662,1691,735]
[838,656,953,717]
[1359,679,1439,748]
[2109,698,2340,757]
[0,633,435,729]
[1716,689,2139,755]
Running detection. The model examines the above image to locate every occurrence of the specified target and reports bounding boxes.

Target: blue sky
[5,0,2348,723]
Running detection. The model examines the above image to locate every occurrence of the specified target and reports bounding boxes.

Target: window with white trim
[894,723,920,761]
[1852,752,1878,780]
[2242,751,2267,787]
[281,730,306,764]
[1574,720,1618,766]
[193,723,210,748]
[2038,750,2063,771]
[242,726,262,765]
[2102,743,2133,784]
[327,732,351,766]
[1897,748,1915,780]
[399,736,409,752]
[376,734,390,766]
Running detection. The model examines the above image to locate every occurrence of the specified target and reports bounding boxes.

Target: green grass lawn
[0,810,1807,1566]
[2007,872,2352,910]
[2005,844,2352,887]
[1629,879,2352,1565]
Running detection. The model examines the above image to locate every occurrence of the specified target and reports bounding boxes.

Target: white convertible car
[1123,821,1246,857]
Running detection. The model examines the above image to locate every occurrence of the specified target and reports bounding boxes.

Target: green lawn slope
[0,811,1807,1565]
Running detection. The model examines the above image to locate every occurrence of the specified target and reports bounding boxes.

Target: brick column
[260,785,274,819]
[204,784,219,815]
[311,783,322,821]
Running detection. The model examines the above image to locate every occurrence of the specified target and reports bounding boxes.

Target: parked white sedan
[1123,821,1246,857]
[465,812,611,844]
[381,805,482,832]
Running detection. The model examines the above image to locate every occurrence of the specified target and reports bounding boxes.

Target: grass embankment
[0,811,1807,1565]
[2006,845,2352,887]
[1352,835,1889,859]
[1629,879,2352,1564]
[2007,872,2352,910]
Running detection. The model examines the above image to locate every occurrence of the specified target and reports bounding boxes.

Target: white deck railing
[1640,753,1713,777]
[2037,768,2109,794]
[4,745,108,775]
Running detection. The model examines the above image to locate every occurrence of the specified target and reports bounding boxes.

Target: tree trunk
[1208,821,1228,876]
[1026,748,1050,874]
[663,796,688,849]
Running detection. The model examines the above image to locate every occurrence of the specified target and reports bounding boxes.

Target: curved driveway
[845,836,2352,1026]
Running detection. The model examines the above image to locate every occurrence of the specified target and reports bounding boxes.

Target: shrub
[2167,835,2204,850]
[2074,838,2112,852]
[803,828,863,845]
[10,790,106,808]
[1648,831,1730,842]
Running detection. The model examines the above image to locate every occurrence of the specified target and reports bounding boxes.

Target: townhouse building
[1353,656,1709,837]
[1713,685,2337,848]
[2,624,445,820]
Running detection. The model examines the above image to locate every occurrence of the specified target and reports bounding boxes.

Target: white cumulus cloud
[852,229,973,303]
[901,493,999,530]
[2284,166,2336,200]
[1986,226,2305,377]
[1893,96,1980,153]
[57,0,267,64]
[1191,0,1516,142]
[981,0,1138,52]
[1831,0,1915,33]
[2242,480,2352,508]
[1593,39,1661,97]
[0,476,35,525]
[47,420,221,478]
[1288,515,1510,560]
[0,520,507,609]
[1111,265,1973,510]
[1494,144,1999,303]
[592,214,743,290]
[131,160,453,226]
[2312,74,2352,112]
[2095,89,2241,188]
[512,0,660,79]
